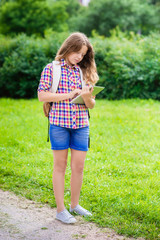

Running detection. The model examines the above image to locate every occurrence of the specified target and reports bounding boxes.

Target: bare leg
[52,149,68,213]
[70,149,87,209]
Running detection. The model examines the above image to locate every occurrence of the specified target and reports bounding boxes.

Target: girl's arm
[81,86,95,109]
[38,89,81,102]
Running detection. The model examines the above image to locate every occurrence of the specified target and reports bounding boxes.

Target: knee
[71,164,84,174]
[54,160,67,174]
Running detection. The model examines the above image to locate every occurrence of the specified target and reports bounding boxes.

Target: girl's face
[66,45,88,66]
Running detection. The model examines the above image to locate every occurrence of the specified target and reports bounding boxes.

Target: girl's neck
[65,58,73,67]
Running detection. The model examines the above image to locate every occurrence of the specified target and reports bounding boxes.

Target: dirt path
[0,189,144,240]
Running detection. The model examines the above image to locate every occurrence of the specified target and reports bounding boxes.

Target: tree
[149,0,160,4]
[56,0,81,16]
[0,0,69,36]
[69,0,159,36]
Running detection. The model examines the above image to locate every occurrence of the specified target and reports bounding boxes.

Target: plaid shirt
[38,59,89,129]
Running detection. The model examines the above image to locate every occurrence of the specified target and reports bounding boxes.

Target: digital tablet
[71,86,104,104]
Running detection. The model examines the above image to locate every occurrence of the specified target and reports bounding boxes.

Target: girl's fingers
[90,87,93,93]
[82,86,90,93]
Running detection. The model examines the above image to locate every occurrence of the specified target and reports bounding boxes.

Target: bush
[0,33,67,98]
[91,30,160,99]
[0,30,160,99]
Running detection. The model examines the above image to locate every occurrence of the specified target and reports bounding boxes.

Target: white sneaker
[56,209,77,224]
[69,205,92,217]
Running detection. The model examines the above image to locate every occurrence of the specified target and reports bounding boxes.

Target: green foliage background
[0,0,69,36]
[1,0,160,37]
[0,0,160,99]
[0,30,160,99]
[69,0,160,36]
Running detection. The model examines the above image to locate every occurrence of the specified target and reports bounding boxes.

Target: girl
[38,32,99,224]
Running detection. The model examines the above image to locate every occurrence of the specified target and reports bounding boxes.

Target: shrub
[91,30,160,99]
[0,32,68,98]
[0,35,48,98]
[0,30,160,99]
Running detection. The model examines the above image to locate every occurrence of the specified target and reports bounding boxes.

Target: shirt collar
[60,59,79,71]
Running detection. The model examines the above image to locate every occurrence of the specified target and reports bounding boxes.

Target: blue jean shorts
[49,124,89,151]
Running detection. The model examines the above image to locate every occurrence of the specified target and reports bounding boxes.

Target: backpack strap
[79,67,86,88]
[51,61,61,93]
[51,61,85,91]
[47,61,61,142]
[79,67,91,148]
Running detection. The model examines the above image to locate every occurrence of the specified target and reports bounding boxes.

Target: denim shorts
[49,124,89,151]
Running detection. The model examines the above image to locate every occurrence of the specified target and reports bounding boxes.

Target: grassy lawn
[0,98,160,239]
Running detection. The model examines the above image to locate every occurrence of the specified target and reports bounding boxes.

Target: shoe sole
[56,217,76,224]
[70,209,92,217]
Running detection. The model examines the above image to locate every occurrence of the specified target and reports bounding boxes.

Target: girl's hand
[81,86,93,100]
[69,88,81,99]
[80,86,95,109]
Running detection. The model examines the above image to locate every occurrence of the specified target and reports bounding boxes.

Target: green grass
[0,98,160,239]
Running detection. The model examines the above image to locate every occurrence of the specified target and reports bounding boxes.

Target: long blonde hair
[55,32,99,85]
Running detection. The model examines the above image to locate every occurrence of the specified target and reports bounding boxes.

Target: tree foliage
[56,0,81,17]
[0,0,159,36]
[69,0,160,36]
[148,0,160,4]
[0,0,69,36]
